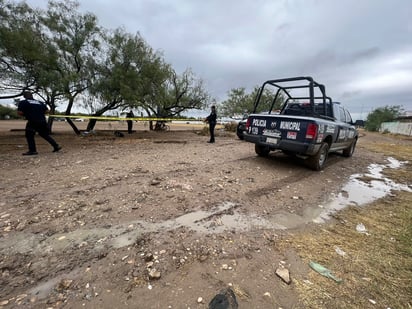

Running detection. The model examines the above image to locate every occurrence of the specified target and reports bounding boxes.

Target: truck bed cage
[252,76,332,118]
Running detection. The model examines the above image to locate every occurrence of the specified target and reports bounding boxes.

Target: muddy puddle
[313,157,411,223]
[271,157,411,226]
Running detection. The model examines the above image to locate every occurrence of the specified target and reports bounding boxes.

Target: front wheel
[236,127,244,140]
[255,144,270,157]
[342,139,357,157]
[306,142,329,171]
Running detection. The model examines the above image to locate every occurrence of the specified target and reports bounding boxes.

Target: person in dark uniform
[126,110,134,133]
[205,105,217,143]
[17,90,61,155]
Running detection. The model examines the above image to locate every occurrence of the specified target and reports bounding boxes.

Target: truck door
[344,108,357,143]
[336,106,355,148]
[331,105,346,147]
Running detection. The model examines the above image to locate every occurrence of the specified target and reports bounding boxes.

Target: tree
[365,105,403,132]
[0,0,45,98]
[0,0,102,134]
[1,0,211,133]
[219,87,251,117]
[85,28,172,131]
[0,104,18,119]
[40,0,101,134]
[147,69,210,117]
[220,86,284,117]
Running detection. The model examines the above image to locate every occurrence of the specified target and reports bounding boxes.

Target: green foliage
[0,104,18,119]
[150,69,210,117]
[0,0,102,117]
[0,1,44,93]
[87,28,160,113]
[365,105,403,132]
[220,86,284,117]
[219,87,251,117]
[0,0,211,130]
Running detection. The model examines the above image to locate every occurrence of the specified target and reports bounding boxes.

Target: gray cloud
[25,0,412,117]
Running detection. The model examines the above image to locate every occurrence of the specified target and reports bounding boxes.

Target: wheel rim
[319,146,327,166]
[350,141,356,154]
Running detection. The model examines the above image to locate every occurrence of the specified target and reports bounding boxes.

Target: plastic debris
[334,246,346,257]
[309,261,343,283]
[356,223,368,234]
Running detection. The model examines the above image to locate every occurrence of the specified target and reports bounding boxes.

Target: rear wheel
[306,142,329,171]
[255,144,270,157]
[236,126,244,140]
[342,139,357,157]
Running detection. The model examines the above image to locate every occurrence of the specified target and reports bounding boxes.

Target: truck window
[339,107,346,122]
[332,104,340,120]
[344,109,353,124]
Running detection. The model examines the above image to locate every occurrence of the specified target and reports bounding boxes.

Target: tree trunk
[65,97,80,135]
[65,117,81,135]
[87,118,97,131]
[47,97,56,133]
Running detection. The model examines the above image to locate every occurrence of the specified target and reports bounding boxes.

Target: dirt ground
[0,120,408,308]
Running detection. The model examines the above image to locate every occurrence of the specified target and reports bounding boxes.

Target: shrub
[224,121,238,132]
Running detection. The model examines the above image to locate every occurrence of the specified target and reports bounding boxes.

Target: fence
[380,121,412,136]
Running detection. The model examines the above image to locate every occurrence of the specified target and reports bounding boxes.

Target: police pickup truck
[242,76,358,170]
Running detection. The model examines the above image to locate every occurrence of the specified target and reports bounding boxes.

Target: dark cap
[23,90,33,99]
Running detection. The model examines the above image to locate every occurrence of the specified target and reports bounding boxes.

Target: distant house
[395,110,412,121]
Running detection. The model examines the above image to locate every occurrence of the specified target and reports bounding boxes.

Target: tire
[306,142,329,171]
[255,144,270,157]
[342,139,357,157]
[236,124,244,140]
[236,128,244,140]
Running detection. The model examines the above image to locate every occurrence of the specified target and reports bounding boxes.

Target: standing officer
[126,110,134,134]
[17,90,61,155]
[205,105,217,143]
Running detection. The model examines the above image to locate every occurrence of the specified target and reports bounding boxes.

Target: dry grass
[278,132,412,309]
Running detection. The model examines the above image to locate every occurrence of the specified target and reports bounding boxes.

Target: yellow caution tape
[49,115,199,122]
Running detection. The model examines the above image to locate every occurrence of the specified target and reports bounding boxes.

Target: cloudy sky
[24,0,412,118]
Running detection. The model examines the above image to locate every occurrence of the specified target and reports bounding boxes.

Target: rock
[144,253,154,262]
[208,287,238,309]
[57,279,73,291]
[275,267,291,284]
[146,261,154,268]
[16,221,27,231]
[148,268,161,280]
